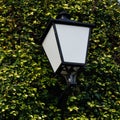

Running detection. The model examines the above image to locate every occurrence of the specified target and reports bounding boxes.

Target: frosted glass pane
[42,26,62,72]
[56,24,90,64]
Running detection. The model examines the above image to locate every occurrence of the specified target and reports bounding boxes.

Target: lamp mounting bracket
[62,71,78,86]
[60,65,82,86]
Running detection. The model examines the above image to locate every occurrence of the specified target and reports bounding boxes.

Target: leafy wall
[0,0,120,119]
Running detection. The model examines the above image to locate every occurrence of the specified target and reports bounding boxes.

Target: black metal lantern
[41,11,94,85]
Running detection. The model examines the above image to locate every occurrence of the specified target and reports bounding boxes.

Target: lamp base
[58,65,84,86]
[62,71,78,85]
[59,66,81,85]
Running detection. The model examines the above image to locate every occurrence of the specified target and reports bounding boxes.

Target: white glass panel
[42,26,62,72]
[56,24,90,64]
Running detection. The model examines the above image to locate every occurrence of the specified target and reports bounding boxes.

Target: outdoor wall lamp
[41,11,94,85]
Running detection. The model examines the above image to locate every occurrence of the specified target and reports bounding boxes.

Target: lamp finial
[56,11,70,20]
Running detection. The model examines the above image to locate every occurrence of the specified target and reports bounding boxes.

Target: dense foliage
[0,0,120,119]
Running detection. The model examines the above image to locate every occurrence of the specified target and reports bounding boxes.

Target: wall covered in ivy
[0,0,120,119]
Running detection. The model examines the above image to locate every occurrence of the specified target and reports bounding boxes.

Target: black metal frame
[41,18,94,75]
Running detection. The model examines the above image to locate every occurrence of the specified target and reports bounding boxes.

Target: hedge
[0,0,120,119]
